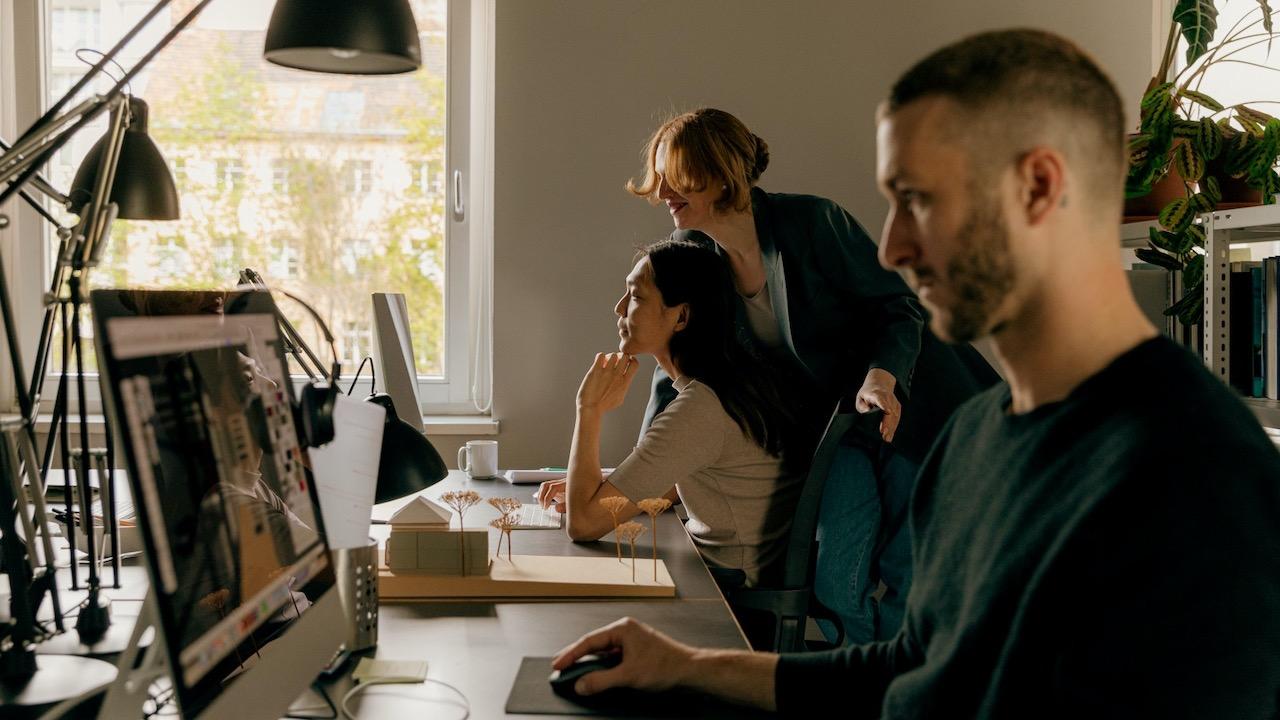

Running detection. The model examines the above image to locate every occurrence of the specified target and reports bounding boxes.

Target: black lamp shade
[70,97,179,220]
[367,393,446,504]
[264,0,421,75]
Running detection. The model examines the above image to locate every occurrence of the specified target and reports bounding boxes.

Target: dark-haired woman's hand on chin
[855,368,902,442]
[577,352,638,414]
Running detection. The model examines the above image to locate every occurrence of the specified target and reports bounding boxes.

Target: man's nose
[879,208,919,271]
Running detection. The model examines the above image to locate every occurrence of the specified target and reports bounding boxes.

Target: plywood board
[379,554,675,600]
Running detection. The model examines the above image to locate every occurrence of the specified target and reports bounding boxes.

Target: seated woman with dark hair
[537,239,811,588]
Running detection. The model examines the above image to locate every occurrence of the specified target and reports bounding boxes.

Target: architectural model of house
[384,495,489,575]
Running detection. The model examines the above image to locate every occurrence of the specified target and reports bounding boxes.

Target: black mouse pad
[504,657,770,718]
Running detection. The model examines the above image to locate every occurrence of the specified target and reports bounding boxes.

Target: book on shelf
[1267,257,1279,400]
[1127,260,1280,399]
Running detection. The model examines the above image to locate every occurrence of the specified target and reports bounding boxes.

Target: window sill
[422,414,500,436]
[35,413,500,436]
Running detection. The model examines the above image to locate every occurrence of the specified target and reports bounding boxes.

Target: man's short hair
[886,29,1126,213]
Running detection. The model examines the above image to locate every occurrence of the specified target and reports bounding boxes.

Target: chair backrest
[777,401,857,589]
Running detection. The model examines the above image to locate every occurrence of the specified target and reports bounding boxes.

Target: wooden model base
[379,554,676,601]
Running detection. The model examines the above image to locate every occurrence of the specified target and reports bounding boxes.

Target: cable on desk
[284,681,338,719]
[339,678,470,720]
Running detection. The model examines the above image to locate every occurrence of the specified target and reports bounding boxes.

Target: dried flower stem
[441,490,481,575]
[615,521,646,584]
[598,496,631,561]
[636,498,672,582]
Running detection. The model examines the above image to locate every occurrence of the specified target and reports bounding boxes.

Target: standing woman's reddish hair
[627,108,770,214]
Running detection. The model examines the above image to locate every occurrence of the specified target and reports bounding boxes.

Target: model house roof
[389,495,452,526]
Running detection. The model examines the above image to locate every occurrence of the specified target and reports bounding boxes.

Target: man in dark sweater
[551,29,1280,717]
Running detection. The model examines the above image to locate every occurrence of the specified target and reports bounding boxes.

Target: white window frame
[1,0,495,422]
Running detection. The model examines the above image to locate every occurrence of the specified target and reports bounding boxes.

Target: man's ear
[1016,146,1067,227]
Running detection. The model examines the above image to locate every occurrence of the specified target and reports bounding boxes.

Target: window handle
[452,170,465,221]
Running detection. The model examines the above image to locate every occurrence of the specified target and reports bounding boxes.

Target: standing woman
[628,108,998,644]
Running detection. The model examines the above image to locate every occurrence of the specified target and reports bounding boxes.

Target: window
[342,159,374,194]
[51,7,99,55]
[1171,2,1275,118]
[4,0,490,415]
[268,240,300,279]
[413,158,445,195]
[215,158,244,192]
[271,159,290,194]
[341,320,371,368]
[169,155,186,185]
[340,238,371,275]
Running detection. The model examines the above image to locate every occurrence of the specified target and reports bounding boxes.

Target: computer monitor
[91,289,345,718]
[371,292,425,432]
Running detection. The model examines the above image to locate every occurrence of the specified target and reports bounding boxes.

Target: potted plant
[1127,0,1280,325]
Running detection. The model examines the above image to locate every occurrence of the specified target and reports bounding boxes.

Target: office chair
[726,401,859,652]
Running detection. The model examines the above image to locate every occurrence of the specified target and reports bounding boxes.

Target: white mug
[457,440,499,478]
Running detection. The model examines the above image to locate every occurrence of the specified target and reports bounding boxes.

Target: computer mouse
[548,652,623,700]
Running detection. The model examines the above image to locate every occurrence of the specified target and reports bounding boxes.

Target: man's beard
[937,200,1015,343]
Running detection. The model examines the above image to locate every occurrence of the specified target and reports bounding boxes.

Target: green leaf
[1149,226,1181,252]
[1258,0,1275,35]
[1181,89,1225,112]
[1185,223,1207,251]
[1159,196,1195,232]
[1165,278,1204,325]
[1262,169,1280,204]
[1185,255,1205,288]
[1137,246,1184,270]
[1197,118,1223,160]
[1190,191,1214,212]
[1174,141,1205,183]
[1176,293,1204,326]
[1141,82,1176,109]
[1173,120,1201,139]
[1141,94,1176,132]
[1202,174,1223,204]
[1238,106,1278,128]
[1174,0,1219,66]
[1226,132,1262,175]
[1126,175,1156,198]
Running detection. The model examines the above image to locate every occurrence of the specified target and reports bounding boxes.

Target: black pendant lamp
[366,393,447,504]
[70,97,179,220]
[263,0,421,75]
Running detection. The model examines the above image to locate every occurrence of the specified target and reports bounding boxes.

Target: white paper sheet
[309,394,385,550]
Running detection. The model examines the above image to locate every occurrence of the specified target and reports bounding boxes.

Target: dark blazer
[642,188,998,464]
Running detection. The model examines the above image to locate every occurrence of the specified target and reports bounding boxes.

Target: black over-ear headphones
[242,285,342,448]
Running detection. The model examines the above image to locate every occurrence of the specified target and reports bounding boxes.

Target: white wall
[476,0,1154,468]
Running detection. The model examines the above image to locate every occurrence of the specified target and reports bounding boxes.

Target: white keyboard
[513,503,562,530]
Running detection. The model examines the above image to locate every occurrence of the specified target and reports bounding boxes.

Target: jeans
[814,441,918,645]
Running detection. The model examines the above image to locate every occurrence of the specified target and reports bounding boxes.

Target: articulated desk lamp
[238,269,448,504]
[0,0,424,709]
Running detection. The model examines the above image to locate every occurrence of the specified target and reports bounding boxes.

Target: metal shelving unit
[1122,204,1280,427]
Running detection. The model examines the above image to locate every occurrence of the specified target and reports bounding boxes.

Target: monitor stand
[79,591,166,719]
[93,585,346,719]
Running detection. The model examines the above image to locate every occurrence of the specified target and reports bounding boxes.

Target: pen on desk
[540,467,567,472]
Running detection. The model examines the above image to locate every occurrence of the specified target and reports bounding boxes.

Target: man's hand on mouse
[551,617,694,695]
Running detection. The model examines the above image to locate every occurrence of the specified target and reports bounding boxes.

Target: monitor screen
[92,289,337,715]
